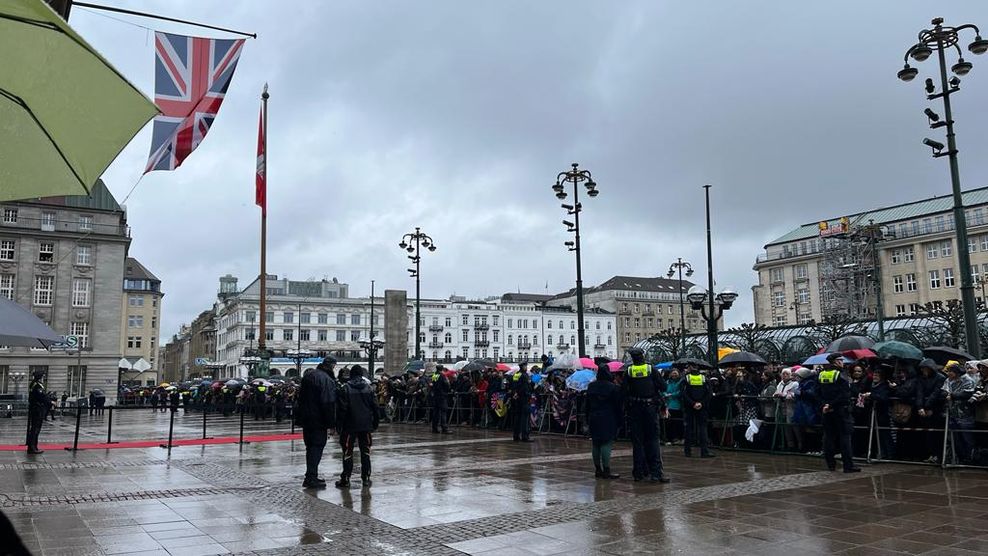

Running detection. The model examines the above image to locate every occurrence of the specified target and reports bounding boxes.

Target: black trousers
[683,408,710,454]
[629,403,663,479]
[26,414,43,451]
[513,408,531,440]
[432,401,448,432]
[302,427,328,479]
[822,409,855,470]
[339,431,372,480]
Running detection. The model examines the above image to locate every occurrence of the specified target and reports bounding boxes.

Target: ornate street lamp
[687,286,738,366]
[286,349,312,377]
[554,162,599,357]
[10,370,26,400]
[399,227,437,360]
[898,17,988,357]
[667,258,695,352]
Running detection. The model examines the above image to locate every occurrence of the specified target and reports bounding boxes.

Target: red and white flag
[255,85,266,216]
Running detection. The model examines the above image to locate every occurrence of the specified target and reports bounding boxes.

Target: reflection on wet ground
[3,416,988,555]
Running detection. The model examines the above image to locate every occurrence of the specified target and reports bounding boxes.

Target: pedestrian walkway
[2,418,988,555]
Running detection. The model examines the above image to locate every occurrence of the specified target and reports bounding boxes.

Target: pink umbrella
[606,361,625,373]
[578,357,598,370]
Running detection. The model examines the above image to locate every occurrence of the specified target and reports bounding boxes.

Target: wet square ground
[2,413,987,555]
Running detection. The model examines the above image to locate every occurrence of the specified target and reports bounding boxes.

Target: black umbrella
[825,335,875,353]
[923,346,975,365]
[461,362,485,373]
[673,357,713,370]
[718,351,768,367]
[474,358,496,368]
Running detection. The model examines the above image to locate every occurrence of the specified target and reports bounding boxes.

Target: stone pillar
[384,290,409,372]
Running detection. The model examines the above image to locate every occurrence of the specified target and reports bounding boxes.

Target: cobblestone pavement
[3,414,988,555]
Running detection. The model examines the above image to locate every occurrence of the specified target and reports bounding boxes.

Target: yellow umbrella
[0,0,158,200]
[718,347,739,361]
[158,382,170,388]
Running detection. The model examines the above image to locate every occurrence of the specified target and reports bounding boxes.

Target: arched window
[445,332,452,343]
[444,350,452,360]
[548,335,553,346]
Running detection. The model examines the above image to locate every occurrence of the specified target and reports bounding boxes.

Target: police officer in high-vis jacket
[26,370,47,454]
[682,364,714,458]
[428,362,452,434]
[623,348,670,483]
[819,353,861,473]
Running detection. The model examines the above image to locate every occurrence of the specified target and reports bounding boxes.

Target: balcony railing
[555,343,570,350]
[594,343,606,349]
[474,340,490,347]
[473,323,490,331]
[427,342,444,349]
[517,342,532,349]
[428,325,444,332]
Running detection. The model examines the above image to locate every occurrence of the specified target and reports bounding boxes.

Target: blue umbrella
[802,353,853,366]
[654,362,674,369]
[531,373,543,384]
[565,369,596,391]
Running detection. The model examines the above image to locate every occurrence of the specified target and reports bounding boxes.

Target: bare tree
[725,322,771,353]
[647,328,689,361]
[913,300,966,348]
[811,314,868,345]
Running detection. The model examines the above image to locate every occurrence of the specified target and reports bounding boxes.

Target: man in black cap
[818,353,860,473]
[336,365,379,488]
[26,370,47,454]
[624,347,670,483]
[428,362,452,434]
[295,356,339,488]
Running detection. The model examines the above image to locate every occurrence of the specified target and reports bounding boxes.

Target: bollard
[159,408,175,453]
[64,405,83,451]
[106,407,118,444]
[201,409,211,440]
[238,409,250,445]
[290,406,295,435]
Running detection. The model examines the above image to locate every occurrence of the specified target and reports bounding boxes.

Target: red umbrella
[606,361,625,373]
[442,369,457,379]
[495,363,511,372]
[843,349,877,360]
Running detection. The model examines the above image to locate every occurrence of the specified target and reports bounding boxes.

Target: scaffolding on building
[817,217,894,321]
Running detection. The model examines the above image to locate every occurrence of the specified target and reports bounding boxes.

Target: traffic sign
[195,357,209,366]
[49,335,79,351]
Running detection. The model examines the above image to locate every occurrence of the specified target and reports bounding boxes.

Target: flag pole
[258,84,269,371]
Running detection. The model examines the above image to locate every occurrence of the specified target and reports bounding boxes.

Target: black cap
[349,365,365,377]
[317,356,337,370]
[826,353,844,364]
[919,358,940,371]
[628,348,645,365]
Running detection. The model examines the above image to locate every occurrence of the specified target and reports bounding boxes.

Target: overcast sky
[70,1,988,341]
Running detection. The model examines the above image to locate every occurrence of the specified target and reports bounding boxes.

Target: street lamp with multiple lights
[10,370,26,400]
[399,227,437,361]
[666,258,694,353]
[898,17,988,357]
[686,185,738,367]
[286,349,312,377]
[553,162,599,357]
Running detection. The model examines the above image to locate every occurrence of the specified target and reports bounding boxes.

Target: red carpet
[0,432,302,451]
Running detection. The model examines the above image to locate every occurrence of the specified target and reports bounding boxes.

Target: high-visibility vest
[687,373,705,386]
[512,372,522,382]
[629,364,650,378]
[432,372,441,383]
[819,370,839,384]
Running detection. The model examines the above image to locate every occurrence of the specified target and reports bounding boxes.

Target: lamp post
[286,349,312,377]
[897,17,988,357]
[686,185,739,367]
[399,227,437,360]
[239,355,262,378]
[553,162,599,358]
[666,258,694,353]
[365,280,381,371]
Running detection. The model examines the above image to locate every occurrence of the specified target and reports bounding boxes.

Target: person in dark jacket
[512,363,534,442]
[586,365,622,479]
[864,364,896,459]
[916,358,947,463]
[295,356,339,488]
[624,348,670,482]
[336,366,379,488]
[818,353,860,473]
[26,370,47,454]
[428,362,452,434]
[681,364,714,458]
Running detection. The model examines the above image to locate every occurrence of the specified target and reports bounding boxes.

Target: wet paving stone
[3,415,988,555]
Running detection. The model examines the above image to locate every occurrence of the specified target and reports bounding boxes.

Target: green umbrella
[0,0,158,201]
[873,340,923,361]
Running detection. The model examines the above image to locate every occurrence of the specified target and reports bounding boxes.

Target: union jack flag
[145,32,245,173]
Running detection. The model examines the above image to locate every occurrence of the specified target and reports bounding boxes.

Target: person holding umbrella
[295,356,339,489]
[586,360,622,478]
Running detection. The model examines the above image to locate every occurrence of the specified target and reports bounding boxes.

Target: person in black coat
[336,366,379,488]
[26,370,47,454]
[864,364,896,459]
[585,366,622,479]
[295,356,339,488]
[428,362,452,434]
[511,363,534,442]
[681,364,714,458]
[916,358,946,463]
[818,353,860,473]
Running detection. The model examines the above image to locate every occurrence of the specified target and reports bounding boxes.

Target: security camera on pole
[897,17,988,357]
